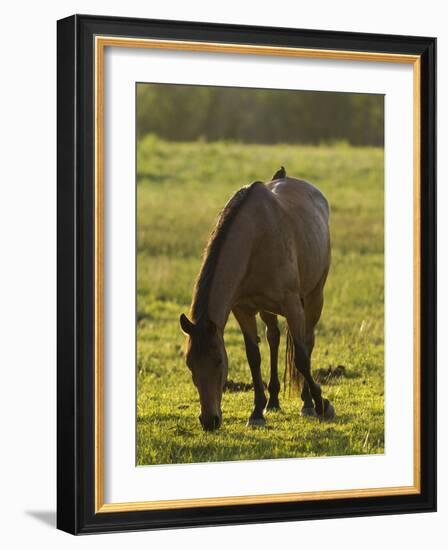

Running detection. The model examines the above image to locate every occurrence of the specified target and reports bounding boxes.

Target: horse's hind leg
[301,274,335,418]
[260,311,281,410]
[300,286,322,416]
[233,307,268,427]
[284,294,334,419]
[300,328,318,416]
[300,384,315,416]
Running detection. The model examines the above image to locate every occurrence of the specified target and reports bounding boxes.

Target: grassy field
[136,136,384,465]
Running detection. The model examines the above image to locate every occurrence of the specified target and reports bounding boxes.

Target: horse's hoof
[247,417,266,427]
[319,400,336,420]
[323,402,336,420]
[266,400,280,411]
[301,406,318,418]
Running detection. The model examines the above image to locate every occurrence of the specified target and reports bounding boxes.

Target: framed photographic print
[57,14,436,534]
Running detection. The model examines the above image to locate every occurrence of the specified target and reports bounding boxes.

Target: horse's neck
[208,205,255,329]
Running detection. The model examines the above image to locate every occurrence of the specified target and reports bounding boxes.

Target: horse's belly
[235,295,286,316]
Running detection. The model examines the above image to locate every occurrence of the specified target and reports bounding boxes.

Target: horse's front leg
[233,307,267,427]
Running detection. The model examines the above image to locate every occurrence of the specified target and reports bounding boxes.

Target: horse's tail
[283,326,303,396]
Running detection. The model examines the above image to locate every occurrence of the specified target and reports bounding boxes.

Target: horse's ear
[180,313,195,335]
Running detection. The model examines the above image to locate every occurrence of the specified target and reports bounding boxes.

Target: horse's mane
[190,181,261,325]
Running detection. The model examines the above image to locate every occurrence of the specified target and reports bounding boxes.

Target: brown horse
[180,167,334,431]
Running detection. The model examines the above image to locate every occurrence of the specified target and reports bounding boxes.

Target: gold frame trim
[94,36,421,513]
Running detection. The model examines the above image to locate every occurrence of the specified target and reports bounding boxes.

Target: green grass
[136,136,384,465]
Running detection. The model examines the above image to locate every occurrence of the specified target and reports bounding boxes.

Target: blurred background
[137,84,383,146]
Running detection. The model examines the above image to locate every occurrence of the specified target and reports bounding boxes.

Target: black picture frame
[57,14,436,535]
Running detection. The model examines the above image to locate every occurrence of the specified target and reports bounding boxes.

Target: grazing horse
[180,167,334,431]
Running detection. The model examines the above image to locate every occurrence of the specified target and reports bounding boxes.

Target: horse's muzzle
[199,414,222,431]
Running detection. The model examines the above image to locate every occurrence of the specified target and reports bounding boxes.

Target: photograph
[135,83,385,466]
[0,0,441,543]
[55,13,435,535]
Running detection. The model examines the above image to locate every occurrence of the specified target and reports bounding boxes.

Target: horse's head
[180,313,228,431]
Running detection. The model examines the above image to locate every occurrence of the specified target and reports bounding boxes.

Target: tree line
[137,83,383,146]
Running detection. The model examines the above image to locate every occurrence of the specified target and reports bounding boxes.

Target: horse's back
[266,176,329,221]
[265,176,331,293]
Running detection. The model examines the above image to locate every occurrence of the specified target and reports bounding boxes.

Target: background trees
[137,84,384,146]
